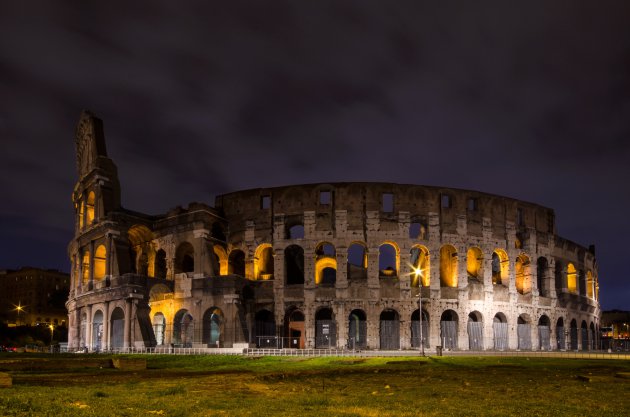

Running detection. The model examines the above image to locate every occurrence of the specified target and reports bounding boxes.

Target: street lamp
[49,324,55,346]
[13,302,25,326]
[412,266,425,357]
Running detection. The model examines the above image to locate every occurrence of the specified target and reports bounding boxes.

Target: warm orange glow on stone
[567,263,577,293]
[94,245,106,280]
[440,245,458,287]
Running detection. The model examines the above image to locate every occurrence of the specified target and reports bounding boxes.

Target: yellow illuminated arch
[86,191,95,225]
[492,249,509,285]
[82,251,90,284]
[213,245,228,276]
[466,247,483,280]
[315,257,337,285]
[254,243,274,280]
[94,245,106,281]
[567,263,577,293]
[79,200,85,229]
[440,245,458,287]
[515,253,531,294]
[586,270,594,298]
[410,245,430,287]
[379,241,400,277]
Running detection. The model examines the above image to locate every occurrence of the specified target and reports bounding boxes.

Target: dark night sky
[1,2,629,310]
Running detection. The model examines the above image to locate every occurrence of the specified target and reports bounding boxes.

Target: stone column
[88,240,95,291]
[123,299,132,349]
[335,245,348,289]
[85,305,93,351]
[103,302,110,351]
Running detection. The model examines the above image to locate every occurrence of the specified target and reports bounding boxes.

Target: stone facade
[67,111,601,352]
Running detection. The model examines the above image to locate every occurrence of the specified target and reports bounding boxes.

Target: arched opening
[556,318,566,350]
[92,310,103,351]
[287,224,304,239]
[254,309,276,347]
[409,219,427,240]
[86,191,95,225]
[410,245,430,287]
[537,257,549,297]
[173,309,194,347]
[203,307,223,347]
[78,199,85,229]
[380,309,400,350]
[254,244,274,280]
[538,315,551,350]
[554,261,564,291]
[152,313,166,346]
[315,242,336,286]
[492,250,508,285]
[515,254,531,294]
[213,245,228,276]
[228,250,245,277]
[154,249,167,279]
[285,245,304,285]
[347,310,367,350]
[440,310,459,349]
[567,263,577,294]
[286,309,305,349]
[93,245,106,281]
[411,309,429,348]
[517,314,532,350]
[493,313,508,350]
[467,311,483,351]
[440,245,458,287]
[466,247,483,283]
[570,319,578,350]
[378,242,398,278]
[82,250,90,285]
[110,307,125,349]
[581,320,589,351]
[315,308,336,348]
[175,242,195,274]
[589,322,596,351]
[347,242,368,280]
[586,270,594,299]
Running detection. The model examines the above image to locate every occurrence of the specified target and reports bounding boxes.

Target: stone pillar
[367,246,380,289]
[335,303,347,349]
[85,305,93,351]
[193,228,209,278]
[88,240,95,291]
[103,302,110,351]
[123,299,131,349]
[335,245,348,289]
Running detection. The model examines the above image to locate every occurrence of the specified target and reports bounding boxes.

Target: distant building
[601,310,630,351]
[0,267,70,327]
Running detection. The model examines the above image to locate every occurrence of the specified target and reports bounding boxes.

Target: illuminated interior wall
[410,245,430,287]
[515,254,531,294]
[82,251,90,284]
[86,191,95,225]
[466,247,483,280]
[213,246,228,275]
[79,200,85,229]
[586,270,594,298]
[492,250,509,285]
[254,244,274,280]
[93,245,106,280]
[440,245,458,287]
[567,263,577,293]
[315,257,337,284]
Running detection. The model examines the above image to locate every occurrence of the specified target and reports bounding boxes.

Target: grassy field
[1,353,629,416]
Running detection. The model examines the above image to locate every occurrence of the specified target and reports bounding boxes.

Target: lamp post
[14,302,25,326]
[49,324,55,346]
[413,266,425,357]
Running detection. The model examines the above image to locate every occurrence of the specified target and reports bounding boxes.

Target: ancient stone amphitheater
[67,111,601,352]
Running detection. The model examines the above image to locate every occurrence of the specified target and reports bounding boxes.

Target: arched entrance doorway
[411,309,429,349]
[517,314,532,350]
[174,310,194,347]
[467,311,483,351]
[92,310,103,351]
[315,308,336,348]
[380,309,400,350]
[556,318,565,350]
[440,310,458,350]
[110,307,125,349]
[538,315,551,350]
[348,310,367,350]
[255,309,276,348]
[493,313,508,350]
[203,307,223,347]
[286,309,305,349]
[152,313,166,346]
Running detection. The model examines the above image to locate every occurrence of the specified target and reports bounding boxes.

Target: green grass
[1,354,629,416]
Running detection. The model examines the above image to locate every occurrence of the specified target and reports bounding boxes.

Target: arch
[466,247,483,282]
[315,307,336,348]
[228,249,245,276]
[409,219,427,240]
[92,310,103,351]
[86,191,95,225]
[493,313,508,350]
[254,244,274,280]
[285,245,304,285]
[567,263,577,294]
[586,270,594,299]
[287,224,304,239]
[286,308,305,349]
[580,320,589,351]
[467,311,483,350]
[589,322,596,351]
[569,319,578,350]
[110,307,125,349]
[410,245,430,287]
[315,242,336,285]
[213,245,228,276]
[491,249,508,285]
[149,283,171,303]
[154,249,167,279]
[348,309,367,349]
[254,309,276,347]
[515,254,532,294]
[411,309,429,348]
[79,199,85,229]
[439,245,458,287]
[203,307,224,346]
[93,245,106,281]
[538,315,551,350]
[440,310,459,349]
[347,242,368,280]
[81,250,90,285]
[379,309,400,350]
[379,242,399,277]
[175,242,195,274]
[173,309,194,347]
[537,257,549,297]
[517,314,532,350]
[152,313,166,346]
[556,317,566,350]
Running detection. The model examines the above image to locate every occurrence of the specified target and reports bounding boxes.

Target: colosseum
[66,111,601,352]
